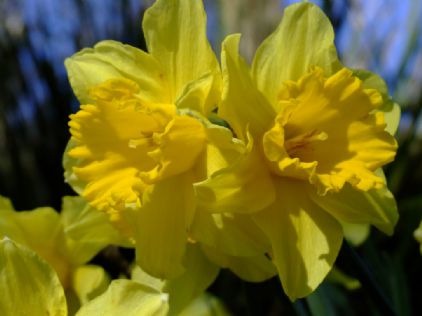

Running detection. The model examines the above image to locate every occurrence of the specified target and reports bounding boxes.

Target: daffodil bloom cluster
[64,0,399,302]
[0,237,229,316]
[0,195,230,315]
[0,195,126,313]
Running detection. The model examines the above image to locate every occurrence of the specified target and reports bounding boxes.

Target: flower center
[284,129,328,161]
[135,111,208,184]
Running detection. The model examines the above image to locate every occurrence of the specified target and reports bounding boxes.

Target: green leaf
[306,289,336,316]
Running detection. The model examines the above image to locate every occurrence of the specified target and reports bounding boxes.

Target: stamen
[285,130,327,158]
[128,132,155,148]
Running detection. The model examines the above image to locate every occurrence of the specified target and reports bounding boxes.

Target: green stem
[292,299,310,316]
[340,242,397,316]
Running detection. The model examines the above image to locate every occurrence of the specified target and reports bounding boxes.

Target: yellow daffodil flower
[64,0,272,280]
[196,3,399,299]
[0,196,125,311]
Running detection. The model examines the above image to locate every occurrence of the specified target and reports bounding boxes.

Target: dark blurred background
[0,0,145,210]
[0,0,421,315]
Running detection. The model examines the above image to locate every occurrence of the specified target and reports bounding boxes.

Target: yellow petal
[278,67,381,135]
[163,245,220,315]
[65,40,170,104]
[76,279,168,316]
[143,0,221,113]
[139,114,207,184]
[0,238,67,316]
[0,207,71,288]
[199,123,245,178]
[191,211,270,257]
[202,245,276,283]
[252,2,341,106]
[72,264,110,305]
[63,139,86,195]
[195,136,275,214]
[220,34,275,140]
[0,204,25,243]
[354,69,401,135]
[61,196,130,265]
[67,78,171,222]
[131,265,165,292]
[341,222,370,247]
[253,179,343,300]
[179,293,230,316]
[175,72,215,114]
[224,255,276,283]
[0,196,13,210]
[310,182,398,235]
[381,101,401,136]
[131,245,219,315]
[132,172,195,279]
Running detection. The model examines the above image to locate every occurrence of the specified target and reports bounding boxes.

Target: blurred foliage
[0,0,421,315]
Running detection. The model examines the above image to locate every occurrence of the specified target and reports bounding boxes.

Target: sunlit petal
[253,179,342,300]
[143,0,221,113]
[220,34,275,140]
[65,40,170,104]
[252,2,341,106]
[132,172,195,279]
